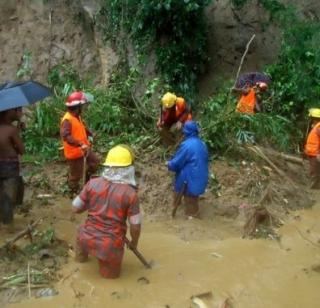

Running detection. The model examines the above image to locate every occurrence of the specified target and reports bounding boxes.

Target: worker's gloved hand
[316,154,320,162]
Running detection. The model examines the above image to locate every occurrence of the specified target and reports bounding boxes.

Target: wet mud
[1,159,319,307]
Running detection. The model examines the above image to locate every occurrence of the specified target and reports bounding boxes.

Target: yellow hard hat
[103,145,134,167]
[309,108,320,118]
[161,92,177,108]
[117,144,135,162]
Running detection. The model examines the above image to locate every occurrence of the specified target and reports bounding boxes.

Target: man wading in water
[72,145,141,278]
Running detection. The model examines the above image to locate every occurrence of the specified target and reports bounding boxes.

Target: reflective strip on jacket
[305,122,320,157]
[61,112,90,159]
[236,88,256,114]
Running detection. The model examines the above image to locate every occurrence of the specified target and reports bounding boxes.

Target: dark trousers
[173,192,200,217]
[67,152,100,193]
[309,156,320,189]
[0,161,21,224]
[0,177,19,224]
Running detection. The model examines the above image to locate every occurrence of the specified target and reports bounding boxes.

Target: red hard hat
[65,91,87,107]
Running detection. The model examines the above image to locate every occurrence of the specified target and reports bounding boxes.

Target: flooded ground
[3,194,320,308]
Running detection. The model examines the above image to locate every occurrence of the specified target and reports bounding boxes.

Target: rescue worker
[72,145,141,279]
[167,121,209,218]
[60,91,100,194]
[233,82,268,114]
[157,92,192,144]
[304,108,320,188]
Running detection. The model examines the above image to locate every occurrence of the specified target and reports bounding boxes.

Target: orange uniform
[236,88,257,114]
[61,112,90,159]
[159,97,192,128]
[305,122,320,157]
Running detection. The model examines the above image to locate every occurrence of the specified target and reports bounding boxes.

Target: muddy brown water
[3,195,320,308]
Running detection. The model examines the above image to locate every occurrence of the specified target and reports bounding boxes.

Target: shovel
[124,237,151,269]
[82,148,90,187]
[82,154,87,187]
[171,182,187,218]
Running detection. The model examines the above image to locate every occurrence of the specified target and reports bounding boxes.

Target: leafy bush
[23,64,157,160]
[99,0,212,102]
[231,0,285,14]
[231,0,320,121]
[199,88,294,153]
[266,17,320,120]
[222,0,320,152]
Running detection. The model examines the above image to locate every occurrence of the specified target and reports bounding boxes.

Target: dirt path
[2,194,320,308]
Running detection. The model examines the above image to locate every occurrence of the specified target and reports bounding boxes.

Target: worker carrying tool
[167,121,209,218]
[60,91,100,195]
[72,145,141,278]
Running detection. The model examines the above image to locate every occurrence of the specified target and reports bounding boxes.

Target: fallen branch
[243,206,276,237]
[28,262,31,298]
[0,283,48,290]
[247,145,298,188]
[232,34,256,90]
[262,147,304,165]
[227,34,256,106]
[279,153,303,165]
[58,268,79,284]
[257,184,271,205]
[3,218,42,250]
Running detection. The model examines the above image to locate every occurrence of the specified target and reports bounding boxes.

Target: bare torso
[0,124,24,159]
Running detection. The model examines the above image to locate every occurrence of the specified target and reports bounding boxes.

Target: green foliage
[200,88,294,153]
[16,50,32,79]
[228,0,320,150]
[231,0,285,15]
[24,228,55,255]
[266,15,320,119]
[99,0,212,102]
[231,1,320,122]
[231,0,248,8]
[23,64,82,161]
[47,64,86,94]
[24,64,156,160]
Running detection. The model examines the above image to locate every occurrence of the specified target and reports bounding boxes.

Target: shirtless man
[0,107,24,228]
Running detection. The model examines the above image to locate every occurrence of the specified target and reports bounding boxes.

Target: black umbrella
[0,80,53,112]
[235,72,271,89]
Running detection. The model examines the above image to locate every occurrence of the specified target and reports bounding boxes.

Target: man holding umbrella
[0,80,52,229]
[60,91,100,195]
[233,72,271,114]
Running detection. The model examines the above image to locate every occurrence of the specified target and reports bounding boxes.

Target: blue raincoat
[168,121,209,196]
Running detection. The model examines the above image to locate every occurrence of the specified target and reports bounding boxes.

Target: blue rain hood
[168,122,209,197]
[183,121,199,138]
